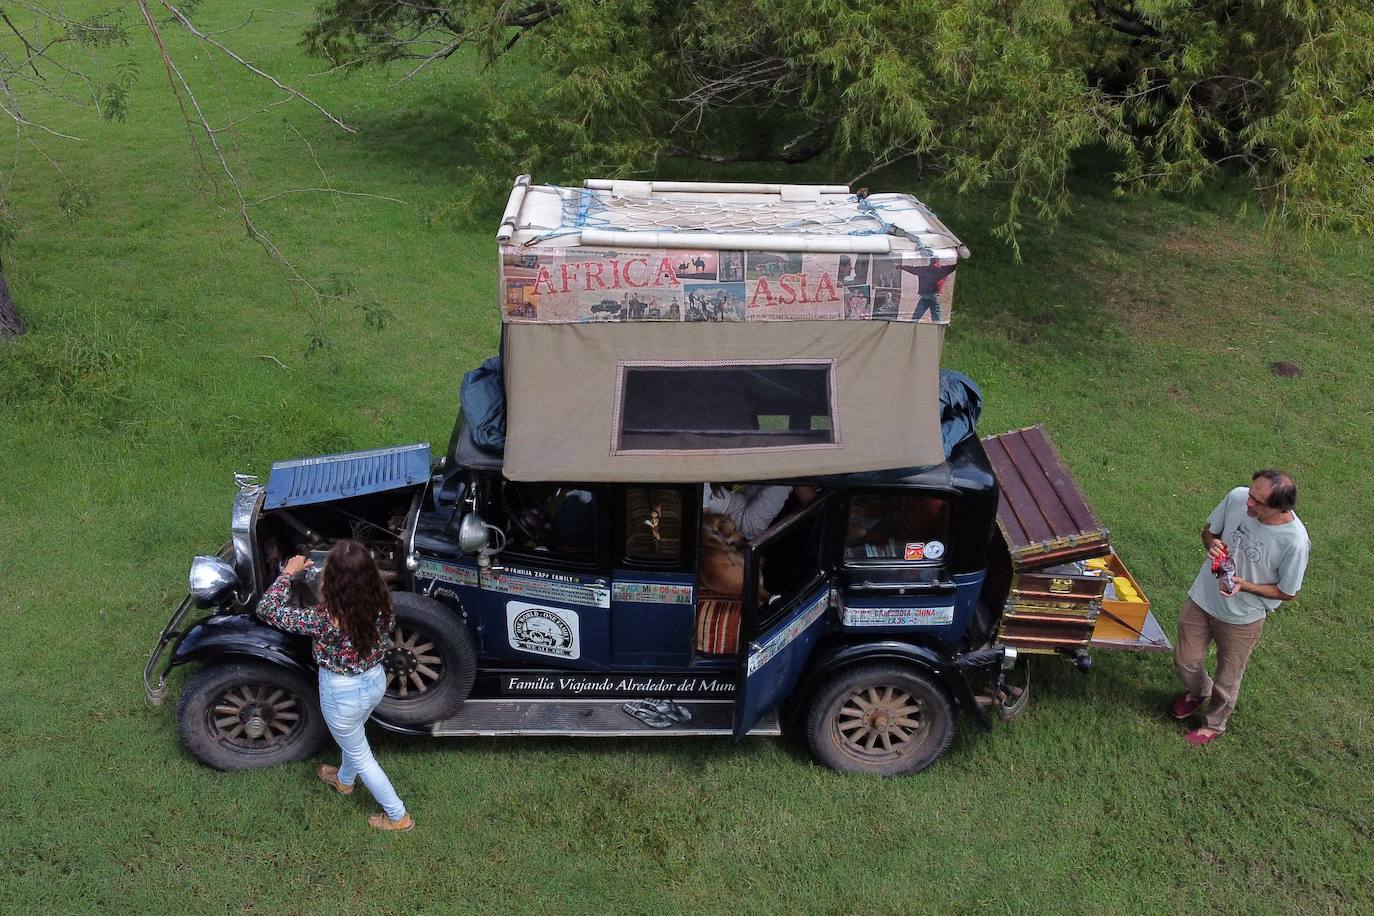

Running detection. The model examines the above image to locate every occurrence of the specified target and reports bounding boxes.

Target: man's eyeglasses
[1246,491,1272,509]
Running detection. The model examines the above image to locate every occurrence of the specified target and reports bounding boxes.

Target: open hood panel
[264,443,431,510]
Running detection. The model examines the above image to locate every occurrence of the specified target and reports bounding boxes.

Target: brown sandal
[368,812,415,832]
[317,764,354,795]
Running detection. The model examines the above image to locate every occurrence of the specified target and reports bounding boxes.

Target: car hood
[263,442,431,510]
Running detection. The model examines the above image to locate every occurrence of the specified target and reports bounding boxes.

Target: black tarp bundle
[460,356,506,452]
[937,368,982,457]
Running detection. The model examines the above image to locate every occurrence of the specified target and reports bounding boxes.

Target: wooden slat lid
[982,425,1109,570]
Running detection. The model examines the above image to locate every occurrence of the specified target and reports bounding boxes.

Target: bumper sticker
[747,591,829,676]
[842,604,955,627]
[414,558,479,587]
[612,581,694,605]
[486,570,609,609]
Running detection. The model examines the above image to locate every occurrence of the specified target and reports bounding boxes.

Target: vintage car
[145,177,1168,776]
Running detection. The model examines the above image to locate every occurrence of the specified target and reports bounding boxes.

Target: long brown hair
[320,539,392,655]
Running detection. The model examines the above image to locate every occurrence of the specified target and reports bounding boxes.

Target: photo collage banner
[499,246,955,324]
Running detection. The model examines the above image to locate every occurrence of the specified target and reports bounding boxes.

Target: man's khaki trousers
[1173,598,1266,733]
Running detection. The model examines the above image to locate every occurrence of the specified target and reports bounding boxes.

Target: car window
[501,483,598,561]
[751,500,830,632]
[845,494,950,563]
[624,488,683,563]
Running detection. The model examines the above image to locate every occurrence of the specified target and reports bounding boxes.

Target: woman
[257,540,414,832]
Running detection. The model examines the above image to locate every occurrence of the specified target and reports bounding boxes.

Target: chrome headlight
[189,555,240,608]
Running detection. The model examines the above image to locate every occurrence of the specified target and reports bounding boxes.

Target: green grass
[2,4,1372,912]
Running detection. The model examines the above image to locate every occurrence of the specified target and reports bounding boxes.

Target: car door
[732,492,838,737]
[610,485,698,668]
[478,481,612,669]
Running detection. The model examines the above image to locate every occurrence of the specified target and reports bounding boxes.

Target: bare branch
[0,10,44,78]
[0,89,87,140]
[157,1,357,134]
[136,0,332,352]
[850,149,925,185]
[207,8,313,38]
[257,353,295,372]
[251,187,409,206]
[1092,2,1162,39]
[136,0,217,195]
[396,37,464,84]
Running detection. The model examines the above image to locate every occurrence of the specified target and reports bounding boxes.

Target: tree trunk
[0,253,25,339]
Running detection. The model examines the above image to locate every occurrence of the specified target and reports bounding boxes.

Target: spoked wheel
[376,592,477,726]
[177,661,326,771]
[385,623,444,699]
[837,684,932,756]
[212,683,302,746]
[806,663,955,776]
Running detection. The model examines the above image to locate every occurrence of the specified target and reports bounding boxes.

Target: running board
[430,698,781,738]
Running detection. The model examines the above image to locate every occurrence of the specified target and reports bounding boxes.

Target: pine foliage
[305,1,1374,236]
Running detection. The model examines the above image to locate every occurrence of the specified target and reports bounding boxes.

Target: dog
[699,512,769,604]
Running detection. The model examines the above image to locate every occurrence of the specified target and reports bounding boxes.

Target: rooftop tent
[495,177,969,483]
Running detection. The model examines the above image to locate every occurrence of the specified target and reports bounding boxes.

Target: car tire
[375,592,477,726]
[176,660,328,771]
[805,662,955,776]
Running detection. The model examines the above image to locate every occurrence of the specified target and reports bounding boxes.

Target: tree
[0,2,360,342]
[304,0,1374,244]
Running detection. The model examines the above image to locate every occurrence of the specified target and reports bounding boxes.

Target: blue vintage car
[145,178,1165,775]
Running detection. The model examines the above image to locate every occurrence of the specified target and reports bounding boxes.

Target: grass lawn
[2,3,1371,912]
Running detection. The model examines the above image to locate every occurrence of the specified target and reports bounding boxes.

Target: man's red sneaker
[1185,727,1222,746]
[1169,692,1203,720]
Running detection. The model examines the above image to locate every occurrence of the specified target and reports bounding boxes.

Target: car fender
[794,639,992,731]
[170,614,437,735]
[171,613,315,678]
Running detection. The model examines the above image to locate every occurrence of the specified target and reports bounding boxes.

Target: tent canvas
[493,177,967,483]
[501,320,945,482]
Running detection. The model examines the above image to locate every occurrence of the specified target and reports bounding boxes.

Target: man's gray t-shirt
[1188,486,1310,624]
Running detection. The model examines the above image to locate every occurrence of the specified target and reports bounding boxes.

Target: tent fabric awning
[501,320,945,482]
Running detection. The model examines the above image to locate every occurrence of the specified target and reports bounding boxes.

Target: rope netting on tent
[515,186,911,241]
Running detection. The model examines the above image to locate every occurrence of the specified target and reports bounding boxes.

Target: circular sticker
[924,540,946,559]
[513,608,573,650]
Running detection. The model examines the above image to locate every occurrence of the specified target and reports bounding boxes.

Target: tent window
[615,362,837,453]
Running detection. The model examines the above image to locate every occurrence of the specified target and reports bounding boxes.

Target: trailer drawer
[998,596,1100,652]
[1090,550,1152,642]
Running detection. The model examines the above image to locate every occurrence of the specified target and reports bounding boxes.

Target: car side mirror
[459,513,493,553]
[458,512,507,566]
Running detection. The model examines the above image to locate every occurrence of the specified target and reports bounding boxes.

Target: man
[702,483,792,540]
[1171,469,1310,745]
[897,260,956,322]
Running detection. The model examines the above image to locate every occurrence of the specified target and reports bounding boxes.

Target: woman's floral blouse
[256,571,391,676]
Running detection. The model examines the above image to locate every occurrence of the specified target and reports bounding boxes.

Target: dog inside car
[699,511,770,604]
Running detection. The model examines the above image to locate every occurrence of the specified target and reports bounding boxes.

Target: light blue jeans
[317,665,406,820]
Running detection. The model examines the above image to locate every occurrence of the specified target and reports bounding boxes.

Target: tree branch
[159,1,357,134]
[1093,2,1161,39]
[0,10,44,78]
